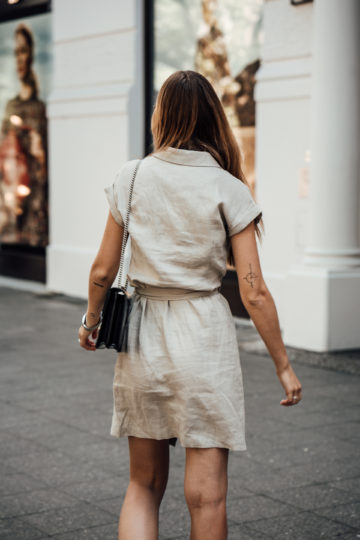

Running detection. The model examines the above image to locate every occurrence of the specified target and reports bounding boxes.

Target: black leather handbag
[95,159,141,352]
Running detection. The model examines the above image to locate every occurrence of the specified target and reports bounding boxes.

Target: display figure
[0,22,48,247]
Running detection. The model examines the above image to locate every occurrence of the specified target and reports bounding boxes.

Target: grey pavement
[0,285,359,540]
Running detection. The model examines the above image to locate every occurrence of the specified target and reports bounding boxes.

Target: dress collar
[152,146,221,168]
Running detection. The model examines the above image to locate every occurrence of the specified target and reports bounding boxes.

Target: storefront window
[0,11,52,250]
[152,0,264,192]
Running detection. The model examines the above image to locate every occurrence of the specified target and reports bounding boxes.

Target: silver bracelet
[81,312,102,331]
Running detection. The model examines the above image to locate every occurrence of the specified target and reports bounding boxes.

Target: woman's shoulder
[213,167,253,201]
[115,154,162,183]
[115,157,142,176]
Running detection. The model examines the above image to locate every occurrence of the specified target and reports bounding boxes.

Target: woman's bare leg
[184,447,229,540]
[118,436,170,540]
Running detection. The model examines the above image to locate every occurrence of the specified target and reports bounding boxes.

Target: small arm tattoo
[243,263,258,289]
[93,281,105,288]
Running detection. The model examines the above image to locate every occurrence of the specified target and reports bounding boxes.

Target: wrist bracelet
[81,312,102,331]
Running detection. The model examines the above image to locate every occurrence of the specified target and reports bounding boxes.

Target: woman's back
[105,146,261,291]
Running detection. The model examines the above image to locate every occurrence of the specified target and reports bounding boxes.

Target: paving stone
[246,509,357,539]
[0,472,48,497]
[21,502,117,536]
[313,502,360,530]
[89,496,123,517]
[158,495,191,539]
[245,415,292,436]
[50,523,118,539]
[0,487,80,519]
[310,383,360,406]
[242,435,358,469]
[329,477,360,496]
[279,407,360,428]
[58,476,127,505]
[233,457,360,494]
[227,493,295,523]
[0,403,41,430]
[0,516,50,539]
[5,420,108,453]
[159,536,188,540]
[226,481,253,500]
[0,430,50,459]
[341,533,360,540]
[4,418,100,448]
[227,521,270,539]
[265,482,360,511]
[3,448,115,488]
[306,421,360,443]
[41,406,114,438]
[257,423,356,447]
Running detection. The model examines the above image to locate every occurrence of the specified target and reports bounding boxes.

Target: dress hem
[109,428,247,452]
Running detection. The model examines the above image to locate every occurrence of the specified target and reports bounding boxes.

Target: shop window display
[153,0,263,192]
[0,13,52,249]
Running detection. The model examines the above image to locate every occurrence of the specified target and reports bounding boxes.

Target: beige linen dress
[104,146,262,451]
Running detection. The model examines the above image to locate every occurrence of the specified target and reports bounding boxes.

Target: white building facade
[255,0,360,351]
[14,0,359,352]
[46,0,144,300]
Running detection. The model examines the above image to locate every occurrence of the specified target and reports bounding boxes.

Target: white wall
[255,0,313,323]
[256,0,360,351]
[46,0,143,298]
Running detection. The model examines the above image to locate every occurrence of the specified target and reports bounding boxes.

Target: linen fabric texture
[104,146,262,451]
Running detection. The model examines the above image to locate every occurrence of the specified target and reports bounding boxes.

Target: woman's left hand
[78,325,98,351]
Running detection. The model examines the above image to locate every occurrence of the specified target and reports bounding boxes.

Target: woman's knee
[130,466,168,495]
[128,436,170,495]
[184,447,228,510]
[184,482,227,510]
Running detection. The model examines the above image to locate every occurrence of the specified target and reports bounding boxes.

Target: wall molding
[255,55,312,101]
[47,83,131,117]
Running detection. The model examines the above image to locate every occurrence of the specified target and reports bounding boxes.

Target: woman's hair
[15,22,39,99]
[151,70,264,266]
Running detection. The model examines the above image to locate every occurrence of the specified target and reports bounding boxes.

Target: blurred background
[0,0,359,353]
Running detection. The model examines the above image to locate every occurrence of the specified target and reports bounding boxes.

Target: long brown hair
[151,70,264,267]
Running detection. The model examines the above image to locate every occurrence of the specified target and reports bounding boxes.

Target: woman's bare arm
[230,221,302,405]
[78,211,124,350]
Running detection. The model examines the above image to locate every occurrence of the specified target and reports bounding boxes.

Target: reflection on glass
[0,22,48,247]
[154,0,263,191]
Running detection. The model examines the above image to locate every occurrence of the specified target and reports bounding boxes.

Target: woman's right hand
[277,363,302,406]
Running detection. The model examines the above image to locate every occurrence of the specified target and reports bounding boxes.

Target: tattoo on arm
[243,263,258,289]
[93,281,105,288]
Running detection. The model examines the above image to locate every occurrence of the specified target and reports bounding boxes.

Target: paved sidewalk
[0,286,359,539]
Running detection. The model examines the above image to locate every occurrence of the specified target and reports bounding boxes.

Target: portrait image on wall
[0,13,52,248]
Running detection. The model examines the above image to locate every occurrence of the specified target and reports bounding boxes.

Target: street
[0,285,359,539]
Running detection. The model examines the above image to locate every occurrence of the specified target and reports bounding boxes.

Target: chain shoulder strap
[116,159,141,290]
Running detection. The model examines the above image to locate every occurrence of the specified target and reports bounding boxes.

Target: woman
[0,22,48,247]
[78,70,302,540]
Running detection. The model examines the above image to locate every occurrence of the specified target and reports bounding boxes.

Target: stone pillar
[283,0,360,351]
[305,0,360,268]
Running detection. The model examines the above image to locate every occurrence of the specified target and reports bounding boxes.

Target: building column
[305,0,360,268]
[283,0,360,351]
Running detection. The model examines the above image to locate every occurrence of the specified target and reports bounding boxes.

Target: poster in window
[153,0,263,192]
[0,13,52,248]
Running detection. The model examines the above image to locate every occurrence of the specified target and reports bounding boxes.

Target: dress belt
[133,285,221,301]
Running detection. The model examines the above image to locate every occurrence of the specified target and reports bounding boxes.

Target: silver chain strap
[116,159,141,291]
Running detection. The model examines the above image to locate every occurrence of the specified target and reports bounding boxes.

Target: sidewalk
[0,285,359,539]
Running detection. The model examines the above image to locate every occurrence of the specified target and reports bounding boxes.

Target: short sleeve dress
[104,146,262,451]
